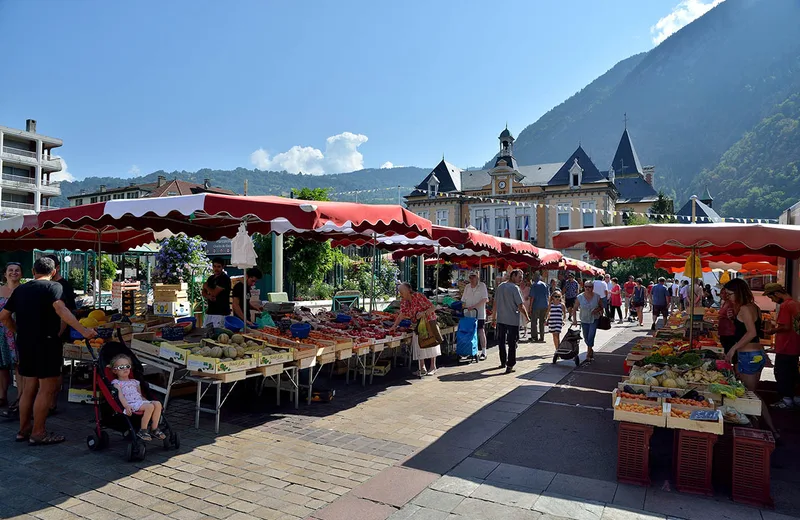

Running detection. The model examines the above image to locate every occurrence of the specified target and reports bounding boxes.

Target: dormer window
[569,158,583,189]
[427,174,440,198]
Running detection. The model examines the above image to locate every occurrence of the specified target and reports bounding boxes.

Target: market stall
[553,223,800,505]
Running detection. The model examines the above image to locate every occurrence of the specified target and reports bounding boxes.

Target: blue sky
[0,0,722,181]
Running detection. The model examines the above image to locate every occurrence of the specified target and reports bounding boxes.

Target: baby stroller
[553,326,582,367]
[455,310,479,363]
[85,333,179,461]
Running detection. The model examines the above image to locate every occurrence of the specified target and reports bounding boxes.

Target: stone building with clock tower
[405,125,661,262]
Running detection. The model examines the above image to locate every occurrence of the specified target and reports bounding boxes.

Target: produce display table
[134,351,190,410]
[258,364,299,409]
[187,370,266,433]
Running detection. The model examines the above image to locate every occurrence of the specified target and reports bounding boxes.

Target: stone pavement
[0,316,794,520]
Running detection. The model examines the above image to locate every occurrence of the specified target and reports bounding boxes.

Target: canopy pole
[371,232,377,312]
[95,231,101,309]
[688,246,696,345]
[243,221,249,333]
[272,232,283,293]
[435,245,441,299]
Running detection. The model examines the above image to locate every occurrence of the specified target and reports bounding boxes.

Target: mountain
[54,166,429,207]
[508,0,800,218]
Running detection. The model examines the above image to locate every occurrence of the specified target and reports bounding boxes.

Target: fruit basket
[613,396,667,427]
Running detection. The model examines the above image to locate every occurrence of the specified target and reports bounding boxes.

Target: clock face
[498,181,507,189]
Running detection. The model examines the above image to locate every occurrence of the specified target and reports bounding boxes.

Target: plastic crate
[673,430,717,496]
[161,326,185,341]
[732,428,775,508]
[712,423,736,491]
[617,422,653,486]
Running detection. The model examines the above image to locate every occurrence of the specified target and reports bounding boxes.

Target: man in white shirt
[593,276,609,317]
[461,271,489,361]
[670,279,680,311]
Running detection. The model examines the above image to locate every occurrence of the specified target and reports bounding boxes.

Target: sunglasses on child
[113,364,132,370]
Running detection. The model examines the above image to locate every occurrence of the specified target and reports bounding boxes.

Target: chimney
[79,189,86,195]
[129,182,137,187]
[25,119,37,133]
[99,185,106,193]
[203,178,211,189]
[157,175,166,187]
[643,166,655,186]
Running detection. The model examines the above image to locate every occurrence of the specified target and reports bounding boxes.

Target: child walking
[546,291,566,351]
[110,354,165,441]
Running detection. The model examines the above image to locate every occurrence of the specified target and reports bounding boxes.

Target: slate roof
[614,176,659,204]
[701,186,714,203]
[499,127,513,139]
[676,197,722,223]
[148,179,235,198]
[409,159,463,196]
[459,163,563,191]
[548,146,608,186]
[610,129,643,176]
[494,154,518,170]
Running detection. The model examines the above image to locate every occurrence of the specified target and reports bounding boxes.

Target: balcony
[0,201,36,216]
[1,147,63,172]
[0,174,60,195]
[41,155,62,172]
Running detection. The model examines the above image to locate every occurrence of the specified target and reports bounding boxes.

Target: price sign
[690,410,720,422]
[647,392,673,398]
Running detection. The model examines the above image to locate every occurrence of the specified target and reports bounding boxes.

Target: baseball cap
[763,283,786,296]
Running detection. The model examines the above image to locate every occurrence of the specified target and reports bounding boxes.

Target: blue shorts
[737,350,766,375]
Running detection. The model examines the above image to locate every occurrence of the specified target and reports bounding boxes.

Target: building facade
[0,119,63,216]
[406,126,661,261]
[68,176,236,206]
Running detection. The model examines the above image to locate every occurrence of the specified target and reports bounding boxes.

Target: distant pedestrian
[763,283,800,409]
[492,269,529,374]
[574,281,603,362]
[563,273,579,323]
[546,291,566,352]
[0,262,22,415]
[609,277,623,323]
[0,257,96,445]
[631,279,646,326]
[651,277,670,330]
[529,273,550,343]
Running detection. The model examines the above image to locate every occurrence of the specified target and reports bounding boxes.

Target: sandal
[28,432,66,446]
[0,406,18,419]
[151,428,166,440]
[15,431,31,442]
[136,430,152,441]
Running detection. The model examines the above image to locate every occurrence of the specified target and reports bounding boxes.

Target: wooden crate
[187,354,257,374]
[335,347,353,360]
[153,283,188,291]
[666,404,724,434]
[723,391,762,416]
[370,342,385,354]
[295,356,317,369]
[190,369,247,383]
[618,381,651,394]
[253,364,283,377]
[354,343,371,356]
[316,352,336,366]
[613,396,667,427]
[611,388,661,407]
[158,341,196,365]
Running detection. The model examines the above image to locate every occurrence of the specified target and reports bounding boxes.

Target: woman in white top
[461,271,489,361]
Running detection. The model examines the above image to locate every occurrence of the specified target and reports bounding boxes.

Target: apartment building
[67,176,236,206]
[0,119,62,216]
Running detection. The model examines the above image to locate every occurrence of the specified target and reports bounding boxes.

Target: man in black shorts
[563,273,579,323]
[0,257,96,445]
[45,254,78,414]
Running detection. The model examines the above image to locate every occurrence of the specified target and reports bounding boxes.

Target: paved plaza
[0,316,796,520]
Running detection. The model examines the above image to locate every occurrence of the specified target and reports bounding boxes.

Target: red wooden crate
[732,428,775,508]
[674,430,717,496]
[617,422,653,486]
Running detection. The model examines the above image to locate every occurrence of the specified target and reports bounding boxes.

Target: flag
[524,215,530,241]
[504,216,511,238]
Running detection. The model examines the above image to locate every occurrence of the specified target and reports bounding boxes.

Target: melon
[628,375,646,385]
[217,333,230,344]
[210,346,224,358]
[80,317,99,328]
[662,378,678,388]
[225,346,238,359]
[88,310,106,321]
[231,334,245,345]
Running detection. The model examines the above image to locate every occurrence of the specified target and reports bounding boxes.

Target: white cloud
[380,161,394,169]
[50,156,75,182]
[249,131,369,175]
[128,165,141,177]
[651,0,724,45]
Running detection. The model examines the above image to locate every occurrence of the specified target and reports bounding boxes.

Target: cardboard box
[131,333,161,357]
[153,283,188,291]
[68,388,94,404]
[153,301,191,317]
[186,354,257,374]
[158,341,197,365]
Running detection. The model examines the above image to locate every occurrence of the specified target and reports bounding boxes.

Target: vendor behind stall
[203,258,232,328]
[232,267,263,327]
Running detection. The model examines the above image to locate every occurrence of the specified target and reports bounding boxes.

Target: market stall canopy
[330,225,503,253]
[552,223,800,260]
[0,214,157,252]
[0,194,433,242]
[540,257,605,276]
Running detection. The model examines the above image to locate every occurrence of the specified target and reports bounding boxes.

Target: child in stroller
[88,339,178,460]
[110,354,165,441]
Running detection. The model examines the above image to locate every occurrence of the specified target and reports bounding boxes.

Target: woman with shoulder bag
[631,279,646,327]
[391,283,440,377]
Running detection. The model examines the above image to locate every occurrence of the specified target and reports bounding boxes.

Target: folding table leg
[215,383,221,434]
[194,380,201,429]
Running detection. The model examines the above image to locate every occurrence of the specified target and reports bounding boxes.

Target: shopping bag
[417,319,430,340]
[598,315,612,330]
[427,317,444,344]
[256,313,276,329]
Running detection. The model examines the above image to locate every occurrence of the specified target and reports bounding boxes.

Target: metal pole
[371,233,377,312]
[435,245,441,297]
[689,246,696,345]
[271,232,284,293]
[243,222,249,333]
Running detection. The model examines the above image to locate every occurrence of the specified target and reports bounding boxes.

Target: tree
[99,255,118,291]
[648,191,676,223]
